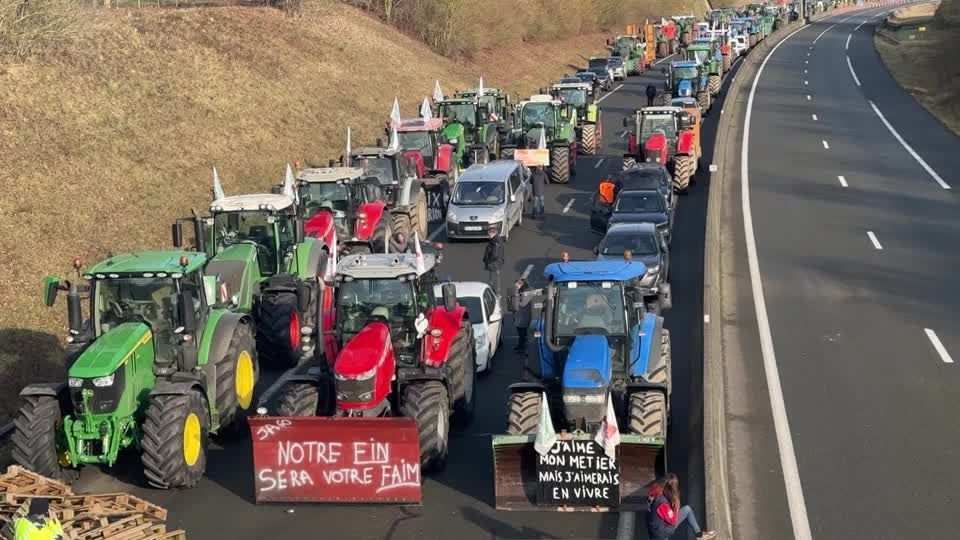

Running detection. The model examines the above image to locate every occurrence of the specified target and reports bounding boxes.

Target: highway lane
[731,6,960,539]
[71,52,726,539]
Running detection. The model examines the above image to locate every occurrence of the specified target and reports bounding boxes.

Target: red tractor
[623,106,699,192]
[273,252,475,471]
[351,140,429,240]
[396,118,459,223]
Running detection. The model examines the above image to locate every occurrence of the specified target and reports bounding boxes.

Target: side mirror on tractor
[441,282,458,313]
[294,218,305,244]
[43,275,61,307]
[178,289,198,335]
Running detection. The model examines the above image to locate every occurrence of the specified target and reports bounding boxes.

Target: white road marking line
[867,231,883,250]
[806,95,811,100]
[427,226,443,241]
[562,199,575,213]
[846,56,861,86]
[804,80,808,85]
[596,84,624,104]
[838,175,848,187]
[925,329,954,364]
[741,22,814,540]
[868,100,951,189]
[812,114,818,121]
[845,33,852,49]
[822,140,830,149]
[804,69,808,74]
[594,158,605,169]
[619,130,628,138]
[813,24,836,44]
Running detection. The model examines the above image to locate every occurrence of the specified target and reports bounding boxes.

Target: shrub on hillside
[0,0,84,56]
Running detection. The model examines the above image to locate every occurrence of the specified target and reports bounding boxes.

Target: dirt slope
[0,3,614,416]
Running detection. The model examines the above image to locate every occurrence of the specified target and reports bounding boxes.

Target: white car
[433,282,503,373]
[733,35,748,56]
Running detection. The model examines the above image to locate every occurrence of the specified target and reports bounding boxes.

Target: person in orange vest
[598,176,617,205]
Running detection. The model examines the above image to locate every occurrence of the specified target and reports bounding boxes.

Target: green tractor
[437,91,503,169]
[551,80,602,155]
[685,38,723,97]
[608,35,646,75]
[15,248,260,488]
[500,94,579,184]
[205,168,329,370]
[672,15,697,47]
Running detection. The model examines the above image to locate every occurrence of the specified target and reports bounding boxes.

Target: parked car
[607,56,627,80]
[590,187,673,243]
[574,71,603,97]
[594,222,672,312]
[586,66,614,91]
[446,160,530,240]
[433,282,502,373]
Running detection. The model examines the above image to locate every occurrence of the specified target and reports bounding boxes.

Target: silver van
[445,160,530,240]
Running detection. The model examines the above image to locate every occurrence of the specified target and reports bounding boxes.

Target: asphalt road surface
[73,52,736,539]
[724,5,960,540]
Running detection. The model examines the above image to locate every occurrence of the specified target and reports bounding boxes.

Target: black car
[594,221,671,312]
[574,71,602,98]
[617,163,675,212]
[585,66,614,91]
[590,188,673,243]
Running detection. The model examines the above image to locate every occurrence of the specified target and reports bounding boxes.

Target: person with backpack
[647,474,717,540]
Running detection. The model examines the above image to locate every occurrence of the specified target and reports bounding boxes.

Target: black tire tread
[400,382,449,472]
[628,391,666,437]
[141,391,209,489]
[581,124,598,155]
[549,146,570,184]
[506,392,541,435]
[256,290,299,369]
[276,383,320,417]
[12,395,67,480]
[214,322,257,429]
[673,155,694,192]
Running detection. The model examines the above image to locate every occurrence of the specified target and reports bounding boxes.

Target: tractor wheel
[447,319,476,424]
[141,390,210,489]
[412,189,428,239]
[400,381,449,473]
[709,74,722,97]
[12,394,75,482]
[391,212,412,243]
[749,34,758,47]
[580,124,598,155]
[673,155,694,193]
[669,39,679,54]
[659,92,673,106]
[680,32,690,46]
[256,289,299,370]
[697,91,710,114]
[506,391,541,435]
[622,156,637,171]
[722,54,731,73]
[548,146,570,184]
[276,382,326,417]
[628,391,667,438]
[500,147,515,161]
[214,322,258,430]
[656,41,668,58]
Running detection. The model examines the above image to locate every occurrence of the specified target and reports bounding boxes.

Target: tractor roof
[639,106,683,114]
[85,251,207,277]
[523,95,561,106]
[552,82,592,91]
[437,97,475,105]
[337,253,436,280]
[352,146,401,158]
[544,260,647,283]
[397,118,444,132]
[458,88,504,96]
[211,194,295,212]
[297,167,364,184]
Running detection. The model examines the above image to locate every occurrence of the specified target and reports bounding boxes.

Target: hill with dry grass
[0,0,705,418]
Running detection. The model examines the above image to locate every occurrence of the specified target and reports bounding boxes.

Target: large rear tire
[447,319,476,424]
[622,156,637,171]
[548,146,570,184]
[673,154,694,193]
[215,322,258,429]
[413,190,428,238]
[697,91,709,114]
[656,41,668,58]
[257,289,300,370]
[12,394,74,482]
[709,74,721,97]
[580,124,598,155]
[400,381,449,473]
[722,54,731,73]
[506,391,542,435]
[141,390,210,489]
[500,147,515,161]
[628,391,666,438]
[391,213,412,242]
[659,92,673,106]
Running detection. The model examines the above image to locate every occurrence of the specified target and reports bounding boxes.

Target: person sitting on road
[647,474,717,540]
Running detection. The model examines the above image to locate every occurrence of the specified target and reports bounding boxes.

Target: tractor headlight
[92,374,115,387]
[336,366,377,381]
[68,377,83,388]
[357,391,374,402]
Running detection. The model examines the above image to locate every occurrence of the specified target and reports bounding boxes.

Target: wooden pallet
[0,466,72,497]
[65,514,185,540]
[56,493,167,522]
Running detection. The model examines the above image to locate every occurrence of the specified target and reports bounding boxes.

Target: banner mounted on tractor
[514,149,549,167]
[250,417,422,504]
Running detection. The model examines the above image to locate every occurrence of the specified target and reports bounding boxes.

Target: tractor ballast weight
[500,95,578,184]
[550,82,602,156]
[17,250,261,489]
[351,144,429,240]
[623,106,699,191]
[492,259,672,511]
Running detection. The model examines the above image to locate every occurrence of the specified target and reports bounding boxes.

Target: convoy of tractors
[12,0,811,517]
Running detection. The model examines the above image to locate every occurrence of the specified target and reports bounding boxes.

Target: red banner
[249,416,422,504]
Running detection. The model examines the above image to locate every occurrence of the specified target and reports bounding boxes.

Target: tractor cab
[667,60,706,99]
[628,106,688,161]
[514,95,575,142]
[550,82,595,122]
[296,166,387,249]
[437,97,498,167]
[396,118,457,176]
[351,143,429,240]
[209,193,301,278]
[455,87,512,125]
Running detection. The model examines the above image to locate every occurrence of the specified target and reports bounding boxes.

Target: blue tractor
[662,60,712,114]
[492,258,671,510]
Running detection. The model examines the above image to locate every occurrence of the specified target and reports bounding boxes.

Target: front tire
[141,390,210,489]
[697,91,710,114]
[500,147,515,161]
[548,146,570,184]
[709,74,721,97]
[400,382,450,473]
[257,289,300,370]
[580,124,598,155]
[447,320,477,424]
[12,394,74,482]
[506,391,541,435]
[623,156,637,171]
[276,383,322,417]
[673,154,694,193]
[215,322,258,429]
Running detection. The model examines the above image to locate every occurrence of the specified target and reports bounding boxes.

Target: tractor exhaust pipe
[66,283,83,336]
[191,209,206,254]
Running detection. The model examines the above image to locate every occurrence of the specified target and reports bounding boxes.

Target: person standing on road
[646,84,658,107]
[511,278,534,354]
[483,226,505,297]
[647,474,717,540]
[531,165,547,219]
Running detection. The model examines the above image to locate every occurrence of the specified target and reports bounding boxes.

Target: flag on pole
[594,395,621,460]
[388,124,400,152]
[283,164,296,201]
[390,97,402,128]
[346,127,352,157]
[478,76,485,98]
[434,80,444,102]
[534,394,557,456]
[413,231,425,274]
[420,97,432,120]
[537,129,547,150]
[212,167,225,200]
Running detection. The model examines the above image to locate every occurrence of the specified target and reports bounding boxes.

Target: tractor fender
[626,380,669,400]
[507,382,547,394]
[200,311,254,383]
[19,382,66,398]
[394,178,423,209]
[677,129,696,157]
[150,379,205,398]
[627,132,638,156]
[304,211,336,250]
[629,314,666,380]
[290,239,325,279]
[422,305,467,367]
[281,364,329,385]
[587,104,598,124]
[355,201,387,240]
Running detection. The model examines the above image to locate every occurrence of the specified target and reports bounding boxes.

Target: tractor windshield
[213,210,293,275]
[337,278,417,339]
[520,103,555,129]
[556,88,587,107]
[692,50,709,64]
[94,275,202,342]
[615,191,666,213]
[354,156,397,185]
[554,282,626,337]
[300,182,352,216]
[674,66,699,79]
[640,114,677,143]
[600,231,660,257]
[439,103,477,127]
[451,180,504,205]
[398,131,435,164]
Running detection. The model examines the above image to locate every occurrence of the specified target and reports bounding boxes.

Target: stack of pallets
[0,466,186,539]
